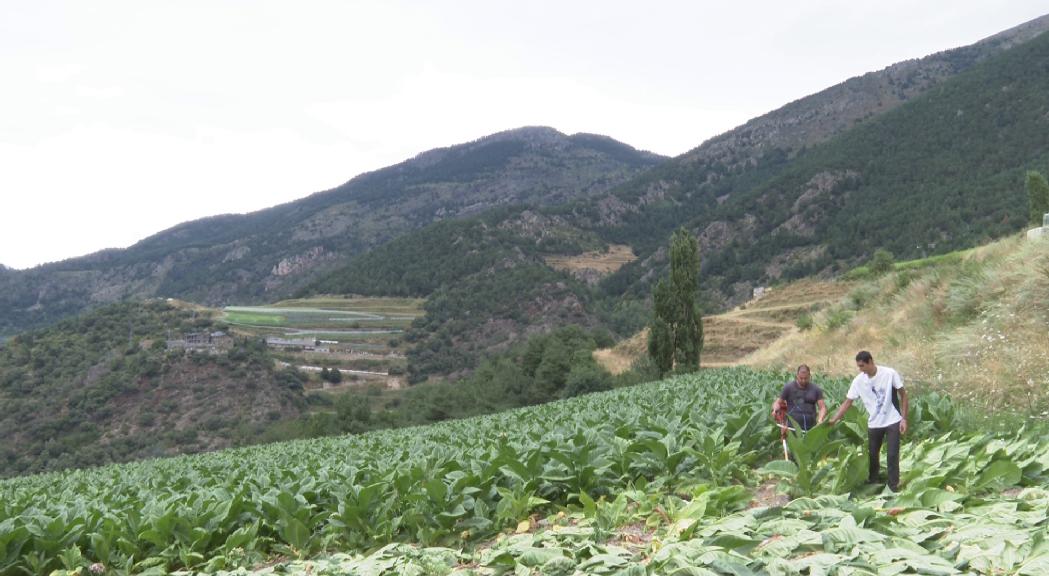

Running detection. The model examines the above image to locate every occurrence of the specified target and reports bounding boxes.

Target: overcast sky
[2,1,1047,269]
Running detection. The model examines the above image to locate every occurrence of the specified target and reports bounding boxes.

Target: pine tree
[1027,171,1049,227]
[647,228,704,376]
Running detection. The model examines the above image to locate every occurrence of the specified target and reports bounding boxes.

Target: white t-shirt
[846,365,904,428]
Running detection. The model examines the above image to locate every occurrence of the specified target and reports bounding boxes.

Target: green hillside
[0,301,305,477]
[3,368,1047,575]
[302,209,620,383]
[305,209,602,298]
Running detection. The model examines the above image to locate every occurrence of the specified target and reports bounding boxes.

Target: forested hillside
[595,20,1049,303]
[589,14,1049,256]
[0,301,305,476]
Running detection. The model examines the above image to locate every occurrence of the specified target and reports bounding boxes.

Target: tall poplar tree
[648,228,703,376]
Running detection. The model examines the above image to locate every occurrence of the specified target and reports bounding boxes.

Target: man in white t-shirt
[829,350,909,492]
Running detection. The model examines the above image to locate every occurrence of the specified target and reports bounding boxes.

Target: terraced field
[223,297,423,333]
[221,297,424,388]
[3,367,1046,575]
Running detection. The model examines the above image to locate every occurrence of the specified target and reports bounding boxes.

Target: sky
[2,1,1047,269]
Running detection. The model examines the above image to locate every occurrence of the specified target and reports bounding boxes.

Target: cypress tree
[647,228,704,376]
[647,281,674,377]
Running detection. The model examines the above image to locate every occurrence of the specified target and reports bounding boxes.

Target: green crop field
[221,298,423,333]
[221,311,289,326]
[2,368,1047,575]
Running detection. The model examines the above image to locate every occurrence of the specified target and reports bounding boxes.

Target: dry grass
[747,235,1049,415]
[594,330,648,375]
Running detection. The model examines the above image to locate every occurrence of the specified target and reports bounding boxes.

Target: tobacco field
[1,367,1047,575]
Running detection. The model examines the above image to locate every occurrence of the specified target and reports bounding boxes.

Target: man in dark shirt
[772,365,827,431]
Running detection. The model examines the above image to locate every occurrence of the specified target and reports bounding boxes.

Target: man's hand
[899,419,908,435]
[829,398,853,427]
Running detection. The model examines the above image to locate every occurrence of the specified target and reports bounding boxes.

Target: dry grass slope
[748,234,1049,415]
[593,280,852,373]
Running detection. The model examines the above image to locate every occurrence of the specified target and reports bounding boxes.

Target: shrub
[869,249,896,275]
[824,308,853,331]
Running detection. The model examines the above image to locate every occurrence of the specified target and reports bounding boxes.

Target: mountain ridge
[0,127,663,336]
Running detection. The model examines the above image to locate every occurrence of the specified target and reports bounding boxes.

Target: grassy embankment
[749,234,1049,417]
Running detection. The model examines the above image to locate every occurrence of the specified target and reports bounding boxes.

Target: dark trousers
[868,421,901,490]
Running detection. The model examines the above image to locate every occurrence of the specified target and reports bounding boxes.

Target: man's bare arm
[829,398,853,425]
[817,399,828,424]
[898,388,909,435]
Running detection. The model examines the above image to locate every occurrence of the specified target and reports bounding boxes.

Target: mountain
[304,15,1049,381]
[6,15,1049,390]
[0,300,306,476]
[0,128,663,337]
[595,16,1049,305]
[6,16,1049,476]
[593,13,1049,251]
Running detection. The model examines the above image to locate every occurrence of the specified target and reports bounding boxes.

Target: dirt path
[710,315,794,329]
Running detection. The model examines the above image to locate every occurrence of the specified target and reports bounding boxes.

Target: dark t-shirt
[779,380,823,422]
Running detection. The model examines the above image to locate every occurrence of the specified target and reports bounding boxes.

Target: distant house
[166,331,232,353]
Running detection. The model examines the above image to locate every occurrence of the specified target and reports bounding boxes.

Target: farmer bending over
[771,364,827,431]
[829,351,909,492]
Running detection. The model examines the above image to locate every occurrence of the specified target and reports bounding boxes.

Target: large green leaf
[974,459,1022,490]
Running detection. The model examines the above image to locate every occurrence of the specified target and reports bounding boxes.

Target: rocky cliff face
[586,14,1049,305]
